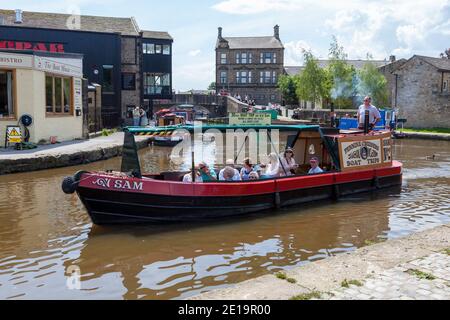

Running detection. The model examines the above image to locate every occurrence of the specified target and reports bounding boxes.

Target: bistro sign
[0,52,33,68]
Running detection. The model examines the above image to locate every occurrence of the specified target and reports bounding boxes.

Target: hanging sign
[229,113,271,126]
[6,126,22,144]
[338,132,392,171]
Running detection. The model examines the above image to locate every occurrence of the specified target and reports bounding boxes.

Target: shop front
[0,50,84,145]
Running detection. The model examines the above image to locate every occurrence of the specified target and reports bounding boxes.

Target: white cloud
[284,40,313,65]
[212,0,302,15]
[188,49,201,57]
[173,60,215,92]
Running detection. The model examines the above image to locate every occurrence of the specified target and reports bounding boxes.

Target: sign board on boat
[338,131,392,171]
[229,113,272,126]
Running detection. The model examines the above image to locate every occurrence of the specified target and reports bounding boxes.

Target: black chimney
[218,27,223,39]
[274,25,280,40]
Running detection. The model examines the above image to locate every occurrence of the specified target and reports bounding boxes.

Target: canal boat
[62,124,402,225]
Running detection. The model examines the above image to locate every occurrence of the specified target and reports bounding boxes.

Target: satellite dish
[20,114,33,127]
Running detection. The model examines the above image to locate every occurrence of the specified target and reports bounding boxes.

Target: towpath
[189,224,450,300]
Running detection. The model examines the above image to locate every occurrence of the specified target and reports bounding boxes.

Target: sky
[3,0,450,91]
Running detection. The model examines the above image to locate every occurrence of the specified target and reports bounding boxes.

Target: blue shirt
[308,167,324,175]
[200,168,217,182]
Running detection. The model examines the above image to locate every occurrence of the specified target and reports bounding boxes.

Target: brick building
[379,55,450,128]
[0,9,172,128]
[215,25,284,106]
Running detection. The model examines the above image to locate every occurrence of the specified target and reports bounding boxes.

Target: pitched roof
[0,9,139,36]
[284,66,304,76]
[316,59,388,69]
[218,36,283,49]
[142,30,173,40]
[415,55,450,71]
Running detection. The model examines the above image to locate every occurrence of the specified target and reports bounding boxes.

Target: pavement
[189,224,450,300]
[0,132,151,175]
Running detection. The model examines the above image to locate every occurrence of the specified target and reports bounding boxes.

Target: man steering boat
[358,96,381,131]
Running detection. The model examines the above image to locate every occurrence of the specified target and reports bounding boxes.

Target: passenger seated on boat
[183,168,203,182]
[240,158,256,181]
[280,148,299,176]
[308,157,324,175]
[260,153,281,179]
[219,159,241,181]
[248,171,260,181]
[198,161,218,182]
[221,166,237,181]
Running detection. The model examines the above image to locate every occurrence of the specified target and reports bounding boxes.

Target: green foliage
[357,62,389,108]
[290,291,322,300]
[406,269,436,280]
[341,279,363,288]
[402,128,450,134]
[277,74,299,105]
[275,272,287,280]
[208,82,216,91]
[296,51,332,108]
[287,278,297,284]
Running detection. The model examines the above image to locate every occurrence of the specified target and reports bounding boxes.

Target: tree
[327,36,356,109]
[357,62,389,108]
[277,74,299,106]
[208,82,216,90]
[296,51,332,109]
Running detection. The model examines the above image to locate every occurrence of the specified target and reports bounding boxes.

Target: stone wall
[394,58,450,128]
[121,36,141,121]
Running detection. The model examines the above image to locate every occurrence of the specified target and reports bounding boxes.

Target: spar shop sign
[0,41,65,53]
[341,139,381,169]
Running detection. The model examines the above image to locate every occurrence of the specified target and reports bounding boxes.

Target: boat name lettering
[114,180,144,191]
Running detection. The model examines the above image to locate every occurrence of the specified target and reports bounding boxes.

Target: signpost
[229,113,272,126]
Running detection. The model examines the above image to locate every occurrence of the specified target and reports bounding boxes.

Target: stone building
[380,55,450,128]
[215,25,284,105]
[0,9,172,128]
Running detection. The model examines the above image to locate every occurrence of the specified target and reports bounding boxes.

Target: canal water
[0,139,449,300]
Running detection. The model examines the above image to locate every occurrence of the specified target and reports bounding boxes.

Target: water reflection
[0,139,449,299]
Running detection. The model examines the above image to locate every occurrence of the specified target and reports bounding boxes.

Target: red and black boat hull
[75,162,402,225]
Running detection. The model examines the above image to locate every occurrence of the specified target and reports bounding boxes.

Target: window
[102,65,114,93]
[163,45,171,55]
[45,75,72,115]
[236,52,252,64]
[220,53,227,64]
[260,52,276,64]
[122,73,136,90]
[155,45,162,54]
[220,71,227,84]
[259,71,277,84]
[0,70,14,118]
[144,73,171,95]
[444,80,448,92]
[143,43,155,54]
[236,71,252,84]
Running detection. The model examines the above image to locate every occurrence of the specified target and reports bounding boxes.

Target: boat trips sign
[338,132,392,171]
[229,113,272,125]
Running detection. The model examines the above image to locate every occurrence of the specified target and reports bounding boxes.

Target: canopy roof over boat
[125,124,320,133]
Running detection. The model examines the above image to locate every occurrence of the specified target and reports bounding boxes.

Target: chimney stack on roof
[218,27,223,39]
[14,9,23,24]
[274,25,280,40]
[390,55,396,63]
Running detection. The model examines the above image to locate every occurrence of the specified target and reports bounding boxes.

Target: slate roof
[217,36,283,49]
[415,55,450,71]
[0,9,170,38]
[284,66,304,76]
[142,30,173,40]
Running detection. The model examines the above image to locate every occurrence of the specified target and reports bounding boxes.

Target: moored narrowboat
[62,124,402,225]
